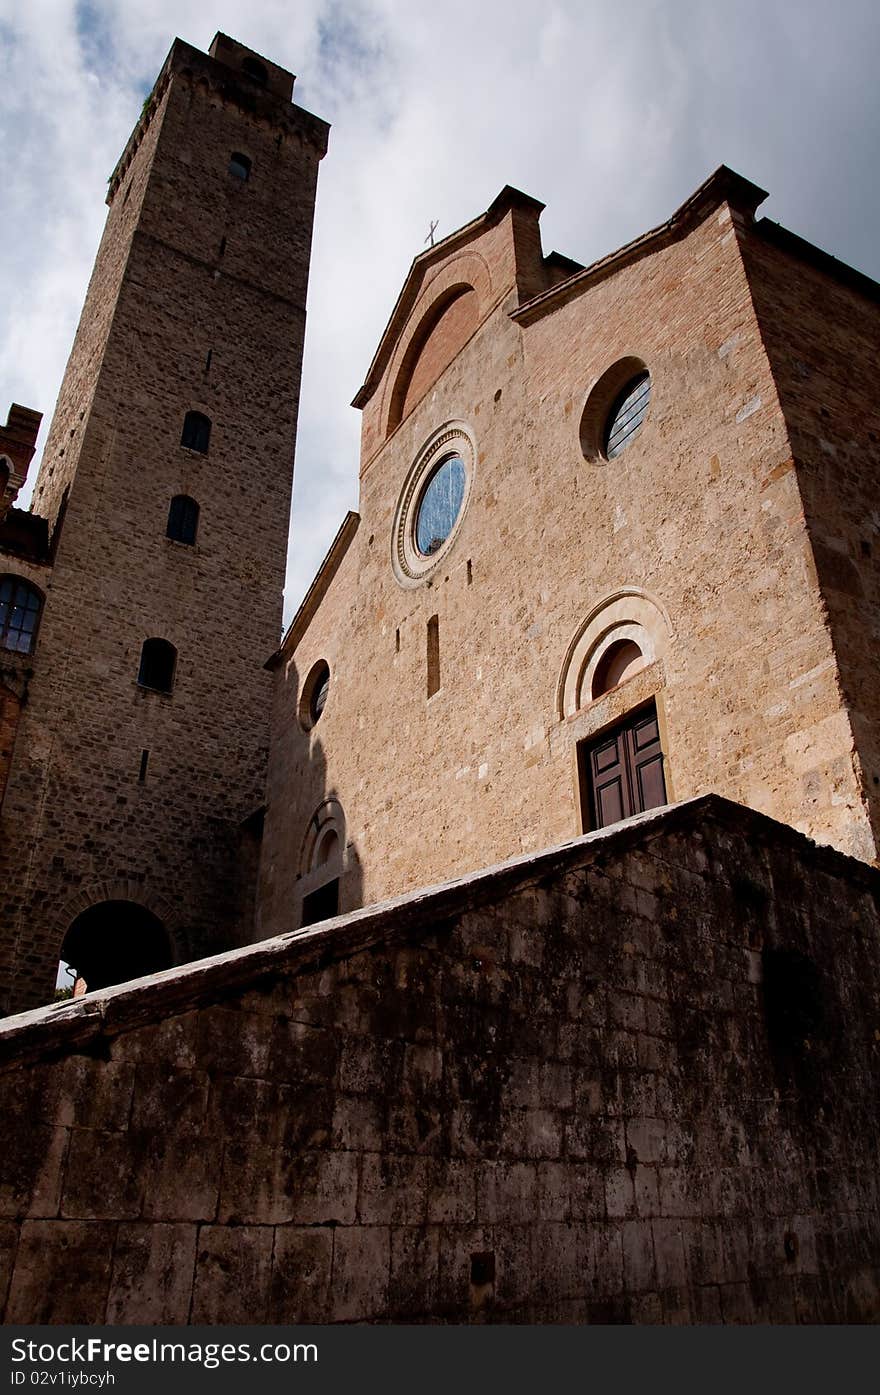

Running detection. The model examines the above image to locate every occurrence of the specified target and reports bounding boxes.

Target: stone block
[0,1221,19,1318]
[331,1225,390,1321]
[476,1161,537,1223]
[191,1225,273,1324]
[6,1220,114,1323]
[331,1093,384,1151]
[389,1225,439,1316]
[605,1168,636,1219]
[622,1218,656,1292]
[427,1158,476,1223]
[269,1226,332,1323]
[62,1128,144,1219]
[652,1218,687,1288]
[359,1154,427,1225]
[284,1150,358,1226]
[107,1223,196,1322]
[0,1124,68,1219]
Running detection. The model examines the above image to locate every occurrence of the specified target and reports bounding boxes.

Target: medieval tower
[0,34,328,1013]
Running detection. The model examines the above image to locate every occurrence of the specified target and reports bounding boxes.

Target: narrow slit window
[166,495,199,545]
[138,749,149,783]
[427,614,440,697]
[180,411,211,454]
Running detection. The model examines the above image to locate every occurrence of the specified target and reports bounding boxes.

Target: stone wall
[2,796,878,1324]
[0,39,328,1012]
[742,226,880,858]
[260,173,877,941]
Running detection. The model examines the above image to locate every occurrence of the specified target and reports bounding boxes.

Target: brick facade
[0,35,328,1013]
[260,171,878,939]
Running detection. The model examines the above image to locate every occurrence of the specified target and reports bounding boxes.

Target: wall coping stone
[1,793,876,1069]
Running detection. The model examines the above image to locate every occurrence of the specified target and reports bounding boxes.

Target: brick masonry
[0,796,878,1324]
[260,173,879,938]
[0,36,328,1012]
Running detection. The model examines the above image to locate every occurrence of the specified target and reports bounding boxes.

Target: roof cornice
[511,165,768,328]
[266,510,360,669]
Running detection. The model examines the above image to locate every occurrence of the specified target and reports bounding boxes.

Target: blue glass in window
[604,373,651,459]
[415,455,466,557]
[0,575,42,654]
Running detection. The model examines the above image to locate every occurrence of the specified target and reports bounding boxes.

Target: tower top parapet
[107,33,329,204]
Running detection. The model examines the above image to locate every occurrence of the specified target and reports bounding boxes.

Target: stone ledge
[1,793,876,1068]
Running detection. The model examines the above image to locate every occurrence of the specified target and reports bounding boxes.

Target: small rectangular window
[228,152,251,181]
[427,614,440,697]
[301,879,339,927]
[180,412,211,454]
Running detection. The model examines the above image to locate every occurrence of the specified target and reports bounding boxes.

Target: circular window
[415,455,466,556]
[579,357,651,462]
[392,423,475,585]
[299,660,330,731]
[603,372,651,458]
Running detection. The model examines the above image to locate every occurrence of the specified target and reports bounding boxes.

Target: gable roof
[352,186,544,410]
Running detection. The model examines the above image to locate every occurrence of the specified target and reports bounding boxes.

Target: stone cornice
[107,37,329,205]
[511,165,769,327]
[266,510,360,669]
[1,793,876,1069]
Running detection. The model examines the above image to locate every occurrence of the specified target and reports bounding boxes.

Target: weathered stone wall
[2,797,878,1324]
[742,227,880,858]
[261,177,876,939]
[0,39,328,1012]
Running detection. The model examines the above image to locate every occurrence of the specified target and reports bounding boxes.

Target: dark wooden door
[581,701,667,831]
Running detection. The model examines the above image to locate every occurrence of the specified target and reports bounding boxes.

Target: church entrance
[59,900,172,995]
[579,700,667,831]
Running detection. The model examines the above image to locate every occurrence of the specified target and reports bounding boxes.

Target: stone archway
[60,900,172,994]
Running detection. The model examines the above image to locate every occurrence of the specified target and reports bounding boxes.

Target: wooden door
[581,701,667,831]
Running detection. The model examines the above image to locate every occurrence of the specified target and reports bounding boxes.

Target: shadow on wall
[265,654,363,935]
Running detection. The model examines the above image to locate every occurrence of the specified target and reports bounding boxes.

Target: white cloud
[2,0,878,620]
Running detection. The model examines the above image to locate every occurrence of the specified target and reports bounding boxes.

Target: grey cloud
[2,0,877,619]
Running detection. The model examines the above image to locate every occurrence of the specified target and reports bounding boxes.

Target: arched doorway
[59,900,172,994]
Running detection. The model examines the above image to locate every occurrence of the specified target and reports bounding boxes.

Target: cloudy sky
[1,0,878,621]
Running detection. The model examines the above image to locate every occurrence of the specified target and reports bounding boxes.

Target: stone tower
[0,34,328,1013]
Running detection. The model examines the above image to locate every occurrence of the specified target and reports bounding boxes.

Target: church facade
[259,170,879,939]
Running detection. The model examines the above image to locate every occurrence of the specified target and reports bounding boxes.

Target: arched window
[137,638,177,694]
[591,638,646,700]
[241,57,268,86]
[228,152,251,181]
[166,495,199,545]
[180,411,211,454]
[299,659,330,731]
[0,575,43,654]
